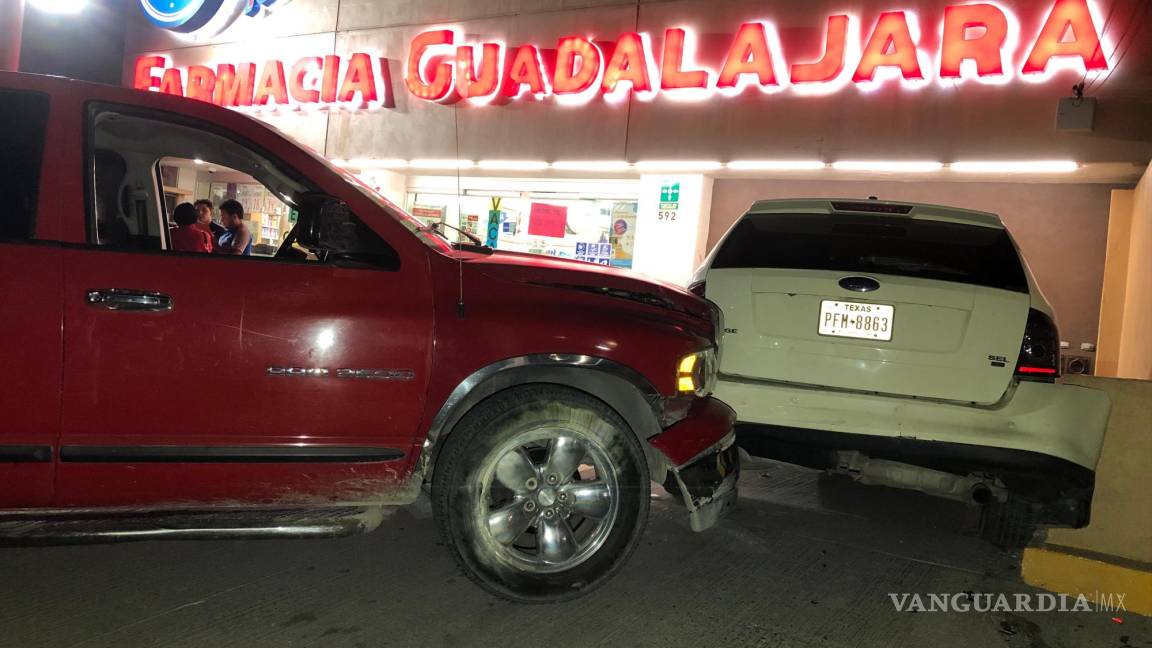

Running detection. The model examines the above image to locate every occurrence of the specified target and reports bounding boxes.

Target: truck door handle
[86,289,173,312]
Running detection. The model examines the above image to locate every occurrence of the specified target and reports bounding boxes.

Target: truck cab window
[87,107,392,265]
[0,90,50,241]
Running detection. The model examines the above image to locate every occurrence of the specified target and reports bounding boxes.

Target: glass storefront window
[403,191,639,269]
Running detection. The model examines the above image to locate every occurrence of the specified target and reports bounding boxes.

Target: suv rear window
[711,213,1029,293]
[0,90,49,240]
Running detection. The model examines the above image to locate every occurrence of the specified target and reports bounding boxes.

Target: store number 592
[658,210,678,221]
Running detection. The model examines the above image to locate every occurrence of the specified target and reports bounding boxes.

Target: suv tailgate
[707,209,1032,405]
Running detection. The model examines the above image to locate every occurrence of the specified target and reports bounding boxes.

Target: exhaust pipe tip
[971,484,994,505]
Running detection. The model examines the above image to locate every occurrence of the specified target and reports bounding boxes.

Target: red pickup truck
[0,72,737,601]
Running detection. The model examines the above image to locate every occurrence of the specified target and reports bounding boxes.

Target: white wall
[632,174,713,286]
[1115,165,1152,379]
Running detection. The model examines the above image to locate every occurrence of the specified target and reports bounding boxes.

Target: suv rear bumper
[716,377,1110,503]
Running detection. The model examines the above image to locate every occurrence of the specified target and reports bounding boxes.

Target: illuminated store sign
[140,0,289,37]
[134,52,393,109]
[134,0,1109,110]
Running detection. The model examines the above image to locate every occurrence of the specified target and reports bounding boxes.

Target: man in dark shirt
[194,198,226,240]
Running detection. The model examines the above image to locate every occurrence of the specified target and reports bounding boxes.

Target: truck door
[54,102,434,508]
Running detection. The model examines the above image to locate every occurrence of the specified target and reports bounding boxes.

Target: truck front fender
[418,354,669,483]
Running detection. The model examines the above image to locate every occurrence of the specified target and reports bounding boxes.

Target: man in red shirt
[170,202,213,253]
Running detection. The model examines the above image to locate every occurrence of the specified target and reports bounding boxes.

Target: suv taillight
[1015,309,1060,380]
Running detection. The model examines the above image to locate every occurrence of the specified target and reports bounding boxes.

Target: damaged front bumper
[649,397,740,531]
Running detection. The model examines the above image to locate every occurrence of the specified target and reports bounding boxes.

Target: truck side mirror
[295,193,399,270]
[296,193,346,249]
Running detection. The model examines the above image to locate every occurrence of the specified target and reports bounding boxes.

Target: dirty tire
[432,385,650,603]
[979,498,1035,549]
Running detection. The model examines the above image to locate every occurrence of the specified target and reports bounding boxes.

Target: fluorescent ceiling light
[346,158,407,169]
[635,160,723,172]
[478,160,550,171]
[552,160,633,172]
[726,160,826,171]
[950,160,1079,173]
[464,189,523,198]
[409,159,476,170]
[193,158,205,165]
[529,192,582,200]
[832,160,944,172]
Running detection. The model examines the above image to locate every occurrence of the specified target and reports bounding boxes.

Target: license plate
[818,300,894,341]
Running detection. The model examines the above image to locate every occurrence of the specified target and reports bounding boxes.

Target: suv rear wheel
[432,385,650,602]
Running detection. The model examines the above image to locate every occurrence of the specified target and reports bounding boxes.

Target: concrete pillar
[0,0,25,72]
[632,174,714,287]
[1095,189,1134,377]
[1096,163,1152,380]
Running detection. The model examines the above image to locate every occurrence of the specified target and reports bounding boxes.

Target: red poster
[527,203,568,238]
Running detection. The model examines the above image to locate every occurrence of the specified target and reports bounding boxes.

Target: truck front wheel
[431,385,650,602]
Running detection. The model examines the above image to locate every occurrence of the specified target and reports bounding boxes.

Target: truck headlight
[677,347,718,396]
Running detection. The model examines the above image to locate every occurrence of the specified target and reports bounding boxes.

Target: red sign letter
[254,60,289,106]
[502,44,549,97]
[339,52,378,104]
[133,55,164,90]
[457,43,502,100]
[406,30,455,101]
[186,65,216,102]
[718,22,780,90]
[602,32,654,95]
[1023,0,1107,75]
[661,28,709,91]
[554,36,602,95]
[853,11,924,82]
[289,57,321,104]
[790,15,849,84]
[940,4,1008,78]
[321,55,341,103]
[158,68,184,96]
[214,63,256,107]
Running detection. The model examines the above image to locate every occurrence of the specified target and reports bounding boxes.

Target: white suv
[692,198,1111,545]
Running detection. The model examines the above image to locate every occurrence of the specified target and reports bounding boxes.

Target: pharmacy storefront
[124,0,1150,354]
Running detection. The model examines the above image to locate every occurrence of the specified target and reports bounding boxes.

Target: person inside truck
[194,198,225,240]
[169,202,213,253]
[215,199,252,256]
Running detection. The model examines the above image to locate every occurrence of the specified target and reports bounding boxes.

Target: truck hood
[462,250,711,321]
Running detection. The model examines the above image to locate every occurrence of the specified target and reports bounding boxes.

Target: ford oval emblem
[839,276,880,292]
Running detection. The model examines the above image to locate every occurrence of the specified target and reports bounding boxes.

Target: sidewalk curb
[1022,546,1152,617]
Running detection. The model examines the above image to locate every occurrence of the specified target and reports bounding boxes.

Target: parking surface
[2,460,1147,648]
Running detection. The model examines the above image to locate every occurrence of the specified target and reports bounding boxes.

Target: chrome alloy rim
[476,429,620,574]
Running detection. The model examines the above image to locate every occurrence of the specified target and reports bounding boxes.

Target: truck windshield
[711,213,1029,293]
